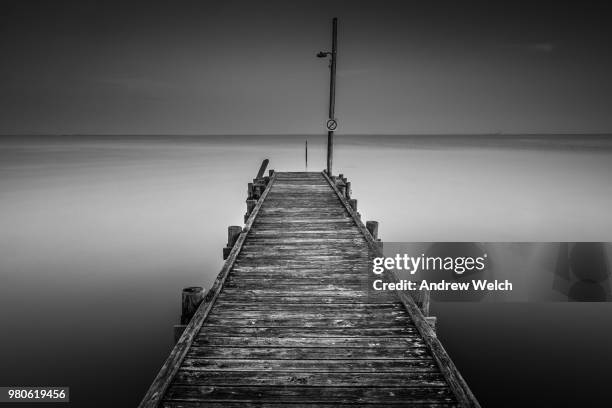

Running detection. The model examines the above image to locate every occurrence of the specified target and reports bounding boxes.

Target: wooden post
[421,289,431,317]
[246,199,257,215]
[245,199,257,222]
[174,286,206,342]
[252,179,266,199]
[252,182,261,199]
[256,159,269,179]
[247,183,254,200]
[349,199,357,211]
[223,226,242,259]
[345,181,351,199]
[268,169,274,177]
[227,226,242,247]
[338,182,346,197]
[366,221,378,240]
[180,287,205,324]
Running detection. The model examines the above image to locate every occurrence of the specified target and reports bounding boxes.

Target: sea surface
[1,134,612,406]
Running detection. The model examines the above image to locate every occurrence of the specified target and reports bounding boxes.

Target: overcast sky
[1,0,611,135]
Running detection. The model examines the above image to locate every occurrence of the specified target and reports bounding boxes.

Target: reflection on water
[1,134,612,407]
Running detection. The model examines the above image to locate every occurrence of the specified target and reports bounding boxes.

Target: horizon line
[1,132,612,137]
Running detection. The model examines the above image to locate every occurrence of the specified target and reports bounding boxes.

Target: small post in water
[223,225,242,259]
[366,221,379,240]
[174,286,205,343]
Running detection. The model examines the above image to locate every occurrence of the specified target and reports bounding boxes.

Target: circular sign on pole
[326,119,338,131]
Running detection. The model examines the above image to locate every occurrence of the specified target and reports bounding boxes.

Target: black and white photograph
[1,1,612,407]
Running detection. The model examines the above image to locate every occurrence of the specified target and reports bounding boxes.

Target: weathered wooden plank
[238,247,369,254]
[253,218,356,224]
[218,289,391,298]
[223,280,373,288]
[180,358,439,372]
[215,294,395,304]
[186,346,430,360]
[210,302,404,312]
[233,258,371,265]
[204,316,412,328]
[223,282,375,289]
[221,282,374,291]
[208,310,409,320]
[245,238,366,244]
[162,402,458,408]
[228,272,371,279]
[172,370,446,387]
[247,234,363,240]
[163,385,456,403]
[198,326,419,337]
[191,336,425,348]
[258,209,348,214]
[235,255,371,262]
[215,294,386,303]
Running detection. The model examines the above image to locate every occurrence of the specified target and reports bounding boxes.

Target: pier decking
[140,171,479,407]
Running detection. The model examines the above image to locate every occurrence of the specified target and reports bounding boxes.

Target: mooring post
[256,159,269,180]
[252,181,262,199]
[345,181,351,199]
[247,182,254,200]
[180,287,204,324]
[421,290,431,317]
[174,286,205,343]
[245,199,257,222]
[338,181,346,196]
[223,225,242,259]
[366,221,379,240]
[349,198,357,212]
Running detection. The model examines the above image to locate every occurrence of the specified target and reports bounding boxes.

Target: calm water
[1,134,612,406]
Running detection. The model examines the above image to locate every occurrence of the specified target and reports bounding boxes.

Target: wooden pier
[139,168,480,407]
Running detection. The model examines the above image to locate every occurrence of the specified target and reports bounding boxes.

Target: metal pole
[329,17,337,120]
[326,17,337,175]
